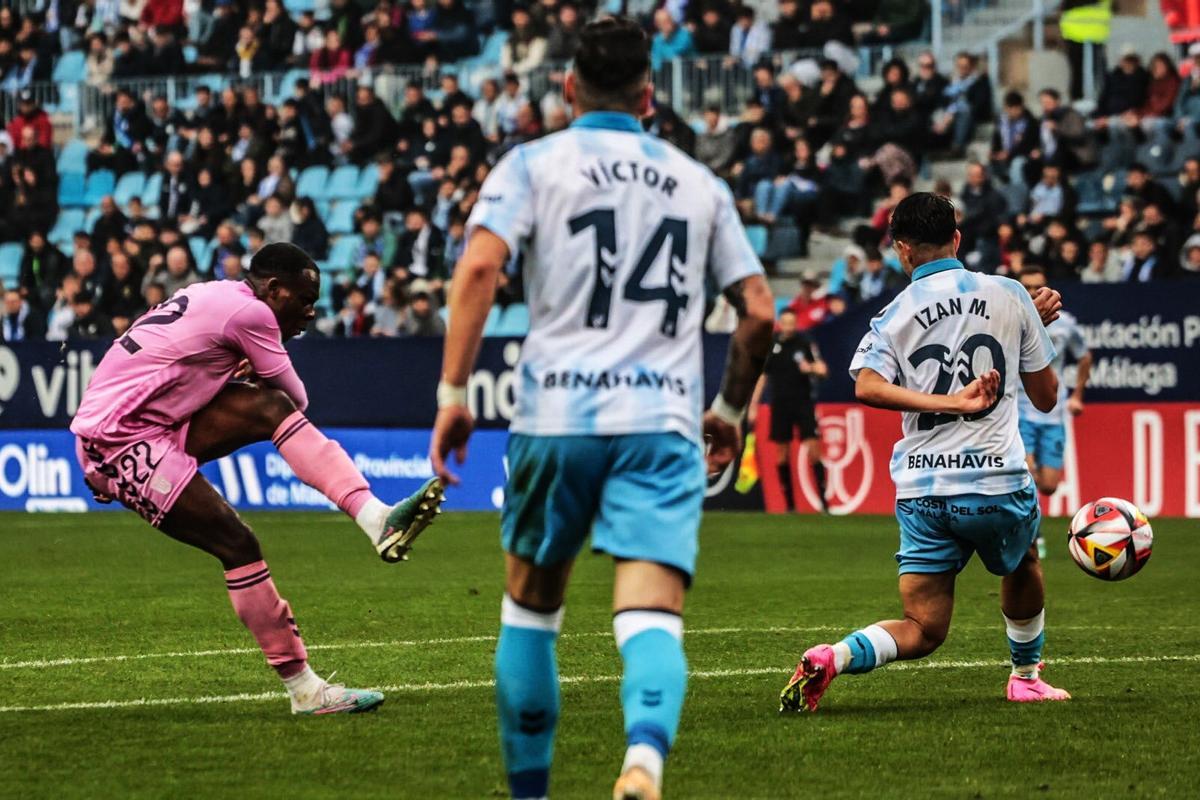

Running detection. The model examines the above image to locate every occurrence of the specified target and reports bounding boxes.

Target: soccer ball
[1067,497,1153,581]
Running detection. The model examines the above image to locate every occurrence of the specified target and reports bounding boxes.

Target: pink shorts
[75,426,198,527]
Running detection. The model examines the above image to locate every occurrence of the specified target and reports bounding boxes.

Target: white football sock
[831,642,852,674]
[354,497,389,541]
[283,665,325,708]
[621,743,664,790]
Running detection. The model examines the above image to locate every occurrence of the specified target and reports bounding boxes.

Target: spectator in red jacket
[6,91,52,151]
[140,0,185,32]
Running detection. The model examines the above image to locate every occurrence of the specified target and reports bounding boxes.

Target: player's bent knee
[209,511,263,568]
[255,389,298,433]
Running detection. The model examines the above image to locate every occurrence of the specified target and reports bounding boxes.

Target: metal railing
[6,46,906,139]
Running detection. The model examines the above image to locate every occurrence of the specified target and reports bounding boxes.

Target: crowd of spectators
[1,1,1197,346]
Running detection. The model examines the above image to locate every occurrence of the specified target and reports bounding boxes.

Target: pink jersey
[71,280,307,443]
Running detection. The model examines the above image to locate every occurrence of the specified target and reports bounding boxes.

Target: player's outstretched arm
[855,367,1001,415]
[430,227,509,485]
[704,274,775,473]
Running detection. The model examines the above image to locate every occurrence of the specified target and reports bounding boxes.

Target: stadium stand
[0,0,1196,345]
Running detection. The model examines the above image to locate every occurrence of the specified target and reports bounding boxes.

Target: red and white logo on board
[798,408,875,514]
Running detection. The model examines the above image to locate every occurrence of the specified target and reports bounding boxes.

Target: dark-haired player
[70,243,444,715]
[779,193,1073,711]
[430,17,775,800]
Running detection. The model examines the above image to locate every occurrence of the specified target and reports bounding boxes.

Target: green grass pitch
[0,510,1197,799]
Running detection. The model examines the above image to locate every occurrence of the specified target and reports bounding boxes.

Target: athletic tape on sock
[501,595,564,633]
[613,610,683,649]
[1004,609,1045,643]
[861,624,898,668]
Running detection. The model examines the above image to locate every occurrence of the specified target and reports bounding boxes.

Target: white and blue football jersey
[848,259,1056,498]
[467,112,764,443]
[1017,310,1088,425]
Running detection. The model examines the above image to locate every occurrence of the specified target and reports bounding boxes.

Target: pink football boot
[780,644,839,712]
[1006,663,1072,702]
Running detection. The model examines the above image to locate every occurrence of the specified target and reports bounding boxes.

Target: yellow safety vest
[1061,0,1112,44]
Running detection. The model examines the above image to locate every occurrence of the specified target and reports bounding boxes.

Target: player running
[779,194,1071,712]
[1016,266,1092,558]
[429,18,775,800]
[70,243,444,715]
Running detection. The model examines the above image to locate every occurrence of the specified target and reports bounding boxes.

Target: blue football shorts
[501,432,705,582]
[894,485,1041,576]
[1019,418,1066,471]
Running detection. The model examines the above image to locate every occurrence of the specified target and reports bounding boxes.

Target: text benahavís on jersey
[906,452,1005,470]
[542,368,688,396]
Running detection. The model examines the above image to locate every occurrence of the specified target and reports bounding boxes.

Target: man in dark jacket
[990,91,1038,183]
[959,162,1009,272]
[92,89,151,175]
[348,85,398,165]
[911,52,949,119]
[1095,50,1150,119]
[67,289,116,340]
[158,152,195,227]
[2,287,45,342]
[18,230,68,312]
[795,0,853,47]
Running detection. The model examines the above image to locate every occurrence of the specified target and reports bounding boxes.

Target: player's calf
[612,609,686,798]
[496,595,563,800]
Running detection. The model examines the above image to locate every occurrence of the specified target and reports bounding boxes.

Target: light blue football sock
[1005,610,1045,676]
[839,624,899,674]
[615,610,687,769]
[496,596,563,799]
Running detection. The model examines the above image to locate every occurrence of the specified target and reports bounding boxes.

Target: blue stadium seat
[774,297,791,317]
[140,172,163,209]
[478,31,509,64]
[57,172,86,207]
[438,306,450,326]
[482,305,503,336]
[326,201,357,234]
[183,44,197,63]
[57,140,88,175]
[283,0,316,13]
[317,270,334,314]
[745,225,768,257]
[496,303,529,336]
[296,166,330,199]
[113,171,146,206]
[315,199,331,220]
[48,210,85,245]
[188,236,209,268]
[82,170,116,207]
[326,165,360,200]
[84,207,101,232]
[52,51,86,83]
[356,164,379,198]
[327,235,361,269]
[0,243,24,287]
[271,68,310,105]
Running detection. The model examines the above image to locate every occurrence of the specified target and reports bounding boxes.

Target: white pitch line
[2,654,1198,714]
[0,623,1181,672]
[0,626,843,671]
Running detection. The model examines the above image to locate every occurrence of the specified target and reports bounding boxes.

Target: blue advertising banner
[809,281,1200,403]
[0,284,1194,430]
[0,428,510,514]
[0,426,746,513]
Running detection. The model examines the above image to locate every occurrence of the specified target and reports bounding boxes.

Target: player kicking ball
[70,243,444,715]
[430,17,774,800]
[1015,266,1092,558]
[780,194,1071,712]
